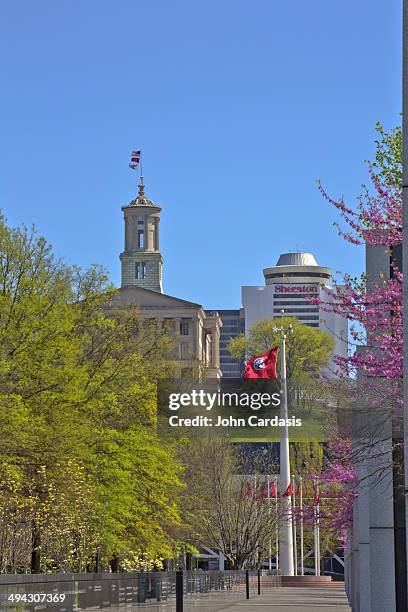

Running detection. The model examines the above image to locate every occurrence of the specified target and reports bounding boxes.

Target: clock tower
[119,177,163,293]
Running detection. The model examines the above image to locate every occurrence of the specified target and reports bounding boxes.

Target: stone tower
[119,177,163,292]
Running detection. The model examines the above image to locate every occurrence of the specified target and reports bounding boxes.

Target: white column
[344,538,351,603]
[356,461,371,612]
[351,503,360,612]
[155,217,160,251]
[299,477,304,576]
[279,331,294,575]
[144,215,149,250]
[368,434,396,612]
[292,475,297,575]
[267,475,272,571]
[275,474,279,574]
[218,550,225,571]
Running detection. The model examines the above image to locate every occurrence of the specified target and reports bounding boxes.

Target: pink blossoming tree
[302,123,402,546]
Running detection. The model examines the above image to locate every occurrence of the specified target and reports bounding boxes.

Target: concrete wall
[348,244,397,612]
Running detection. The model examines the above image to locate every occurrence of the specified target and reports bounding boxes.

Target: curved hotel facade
[262,252,330,327]
[238,252,348,376]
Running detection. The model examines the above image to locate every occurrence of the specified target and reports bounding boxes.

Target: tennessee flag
[243,347,279,379]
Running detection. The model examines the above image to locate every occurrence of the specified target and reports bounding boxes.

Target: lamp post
[274,310,294,576]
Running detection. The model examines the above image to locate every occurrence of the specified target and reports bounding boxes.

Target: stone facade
[120,251,163,293]
[119,177,163,293]
[117,177,222,380]
[113,286,222,379]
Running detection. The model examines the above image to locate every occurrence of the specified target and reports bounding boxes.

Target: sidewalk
[219,586,351,611]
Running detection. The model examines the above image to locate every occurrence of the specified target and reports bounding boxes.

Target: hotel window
[180,321,189,335]
[135,262,146,279]
[138,229,145,248]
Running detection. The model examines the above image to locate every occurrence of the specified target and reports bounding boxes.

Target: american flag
[129,150,141,170]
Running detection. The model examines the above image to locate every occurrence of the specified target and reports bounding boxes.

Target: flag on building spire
[129,150,141,170]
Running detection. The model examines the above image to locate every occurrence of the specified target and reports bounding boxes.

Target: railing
[0,569,281,611]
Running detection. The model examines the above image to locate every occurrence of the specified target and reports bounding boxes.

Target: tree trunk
[110,555,119,572]
[31,523,41,573]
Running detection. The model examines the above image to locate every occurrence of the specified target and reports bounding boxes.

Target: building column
[211,327,220,369]
[193,318,201,363]
[357,462,371,612]
[155,217,160,251]
[368,416,396,612]
[351,500,360,612]
[218,551,225,571]
[344,538,351,603]
[144,215,149,250]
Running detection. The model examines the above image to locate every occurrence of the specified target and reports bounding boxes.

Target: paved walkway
[220,586,351,611]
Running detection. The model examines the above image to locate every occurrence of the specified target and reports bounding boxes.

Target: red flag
[243,347,279,379]
[270,481,277,497]
[129,150,141,170]
[282,482,293,497]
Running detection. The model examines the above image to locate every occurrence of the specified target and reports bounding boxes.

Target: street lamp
[273,310,294,576]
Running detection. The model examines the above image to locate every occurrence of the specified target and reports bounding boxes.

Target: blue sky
[0,1,401,308]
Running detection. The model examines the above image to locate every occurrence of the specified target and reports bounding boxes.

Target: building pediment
[114,285,203,310]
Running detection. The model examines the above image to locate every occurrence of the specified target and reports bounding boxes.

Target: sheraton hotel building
[220,252,347,377]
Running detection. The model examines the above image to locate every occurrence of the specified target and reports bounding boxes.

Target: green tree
[0,215,183,573]
[370,121,402,187]
[227,316,334,380]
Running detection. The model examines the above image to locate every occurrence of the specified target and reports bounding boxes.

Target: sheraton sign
[274,285,318,294]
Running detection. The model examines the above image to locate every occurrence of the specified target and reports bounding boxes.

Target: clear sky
[0,1,402,308]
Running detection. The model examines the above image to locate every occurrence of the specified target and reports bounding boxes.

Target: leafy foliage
[227,317,334,381]
[0,215,183,573]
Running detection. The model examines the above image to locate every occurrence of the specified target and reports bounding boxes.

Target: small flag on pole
[129,150,141,170]
[282,482,293,497]
[270,481,277,497]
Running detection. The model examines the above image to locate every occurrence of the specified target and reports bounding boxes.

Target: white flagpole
[299,476,304,576]
[292,474,297,575]
[313,476,320,576]
[278,312,294,576]
[275,474,279,574]
[255,473,259,568]
[316,477,321,576]
[267,474,272,571]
